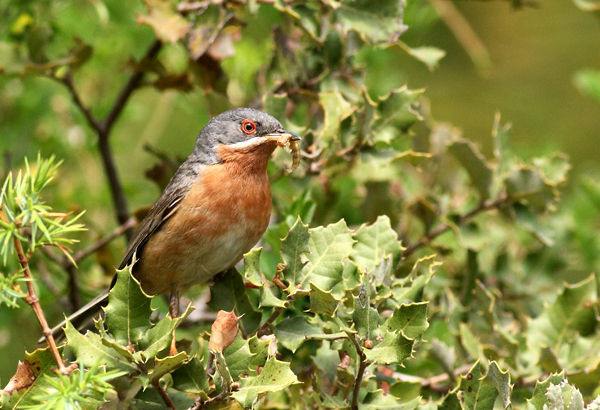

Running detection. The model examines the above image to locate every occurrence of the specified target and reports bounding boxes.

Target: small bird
[50,108,300,352]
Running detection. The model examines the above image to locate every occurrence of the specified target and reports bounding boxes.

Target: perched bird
[49,108,300,352]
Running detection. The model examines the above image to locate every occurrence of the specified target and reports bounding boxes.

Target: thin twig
[402,194,510,258]
[70,216,137,265]
[152,379,176,409]
[5,217,70,374]
[56,40,162,240]
[256,307,284,337]
[349,335,368,410]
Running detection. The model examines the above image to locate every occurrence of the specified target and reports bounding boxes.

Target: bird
[48,107,300,353]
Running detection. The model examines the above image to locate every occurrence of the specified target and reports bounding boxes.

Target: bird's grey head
[191,108,297,164]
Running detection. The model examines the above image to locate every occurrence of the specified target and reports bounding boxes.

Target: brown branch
[402,194,510,258]
[56,40,162,240]
[4,214,71,374]
[152,379,176,409]
[256,307,285,337]
[349,334,368,410]
[70,216,137,265]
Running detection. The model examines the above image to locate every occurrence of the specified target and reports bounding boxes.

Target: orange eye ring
[241,119,257,135]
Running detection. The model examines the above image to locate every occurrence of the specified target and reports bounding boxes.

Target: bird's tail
[40,290,109,343]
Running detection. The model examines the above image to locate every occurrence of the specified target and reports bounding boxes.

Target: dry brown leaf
[208,309,241,352]
[2,360,36,394]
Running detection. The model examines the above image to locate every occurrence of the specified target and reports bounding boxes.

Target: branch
[349,334,368,410]
[152,379,176,409]
[1,207,73,374]
[56,40,162,240]
[70,216,137,266]
[402,194,510,258]
[256,307,285,337]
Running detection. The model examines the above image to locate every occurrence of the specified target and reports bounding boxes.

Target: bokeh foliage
[1,0,600,408]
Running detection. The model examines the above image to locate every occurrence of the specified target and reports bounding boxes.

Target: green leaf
[487,362,511,409]
[231,357,299,408]
[393,255,441,303]
[504,166,558,211]
[448,139,494,200]
[280,217,310,284]
[333,0,407,44]
[318,90,355,142]
[526,274,598,366]
[364,330,414,364]
[138,304,193,362]
[525,372,564,410]
[444,362,498,410]
[352,215,404,278]
[309,282,339,316]
[171,356,210,395]
[243,247,263,288]
[274,316,326,352]
[352,280,379,340]
[224,333,254,379]
[295,219,354,296]
[209,269,261,335]
[64,321,135,372]
[149,351,188,383]
[384,302,429,339]
[399,43,446,70]
[104,265,152,346]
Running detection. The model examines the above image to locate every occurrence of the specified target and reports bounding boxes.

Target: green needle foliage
[1,0,600,409]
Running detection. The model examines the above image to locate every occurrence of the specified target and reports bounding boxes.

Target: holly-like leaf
[64,321,135,372]
[442,362,498,410]
[309,282,339,317]
[280,217,310,284]
[333,0,407,44]
[352,215,404,277]
[318,90,354,142]
[504,166,558,211]
[104,265,152,346]
[224,333,254,379]
[231,357,299,408]
[393,255,441,303]
[138,304,193,362]
[448,139,493,200]
[526,274,598,366]
[352,281,379,340]
[171,357,210,395]
[274,316,326,353]
[399,43,446,71]
[364,330,414,364]
[384,302,429,339]
[149,351,188,383]
[209,269,261,335]
[243,247,263,288]
[295,219,354,296]
[525,372,564,410]
[487,361,512,409]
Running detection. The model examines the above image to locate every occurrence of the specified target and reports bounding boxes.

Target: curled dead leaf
[2,360,36,394]
[208,309,241,352]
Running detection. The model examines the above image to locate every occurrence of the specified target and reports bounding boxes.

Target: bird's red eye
[241,119,257,135]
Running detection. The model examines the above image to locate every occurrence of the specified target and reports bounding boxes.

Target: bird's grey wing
[118,161,200,270]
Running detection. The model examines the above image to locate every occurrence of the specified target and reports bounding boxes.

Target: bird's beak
[265,130,302,146]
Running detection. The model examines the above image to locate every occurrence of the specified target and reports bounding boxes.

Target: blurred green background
[0,0,598,382]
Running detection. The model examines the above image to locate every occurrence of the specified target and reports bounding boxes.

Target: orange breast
[135,140,277,295]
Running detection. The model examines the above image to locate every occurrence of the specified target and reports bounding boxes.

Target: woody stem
[13,236,69,374]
